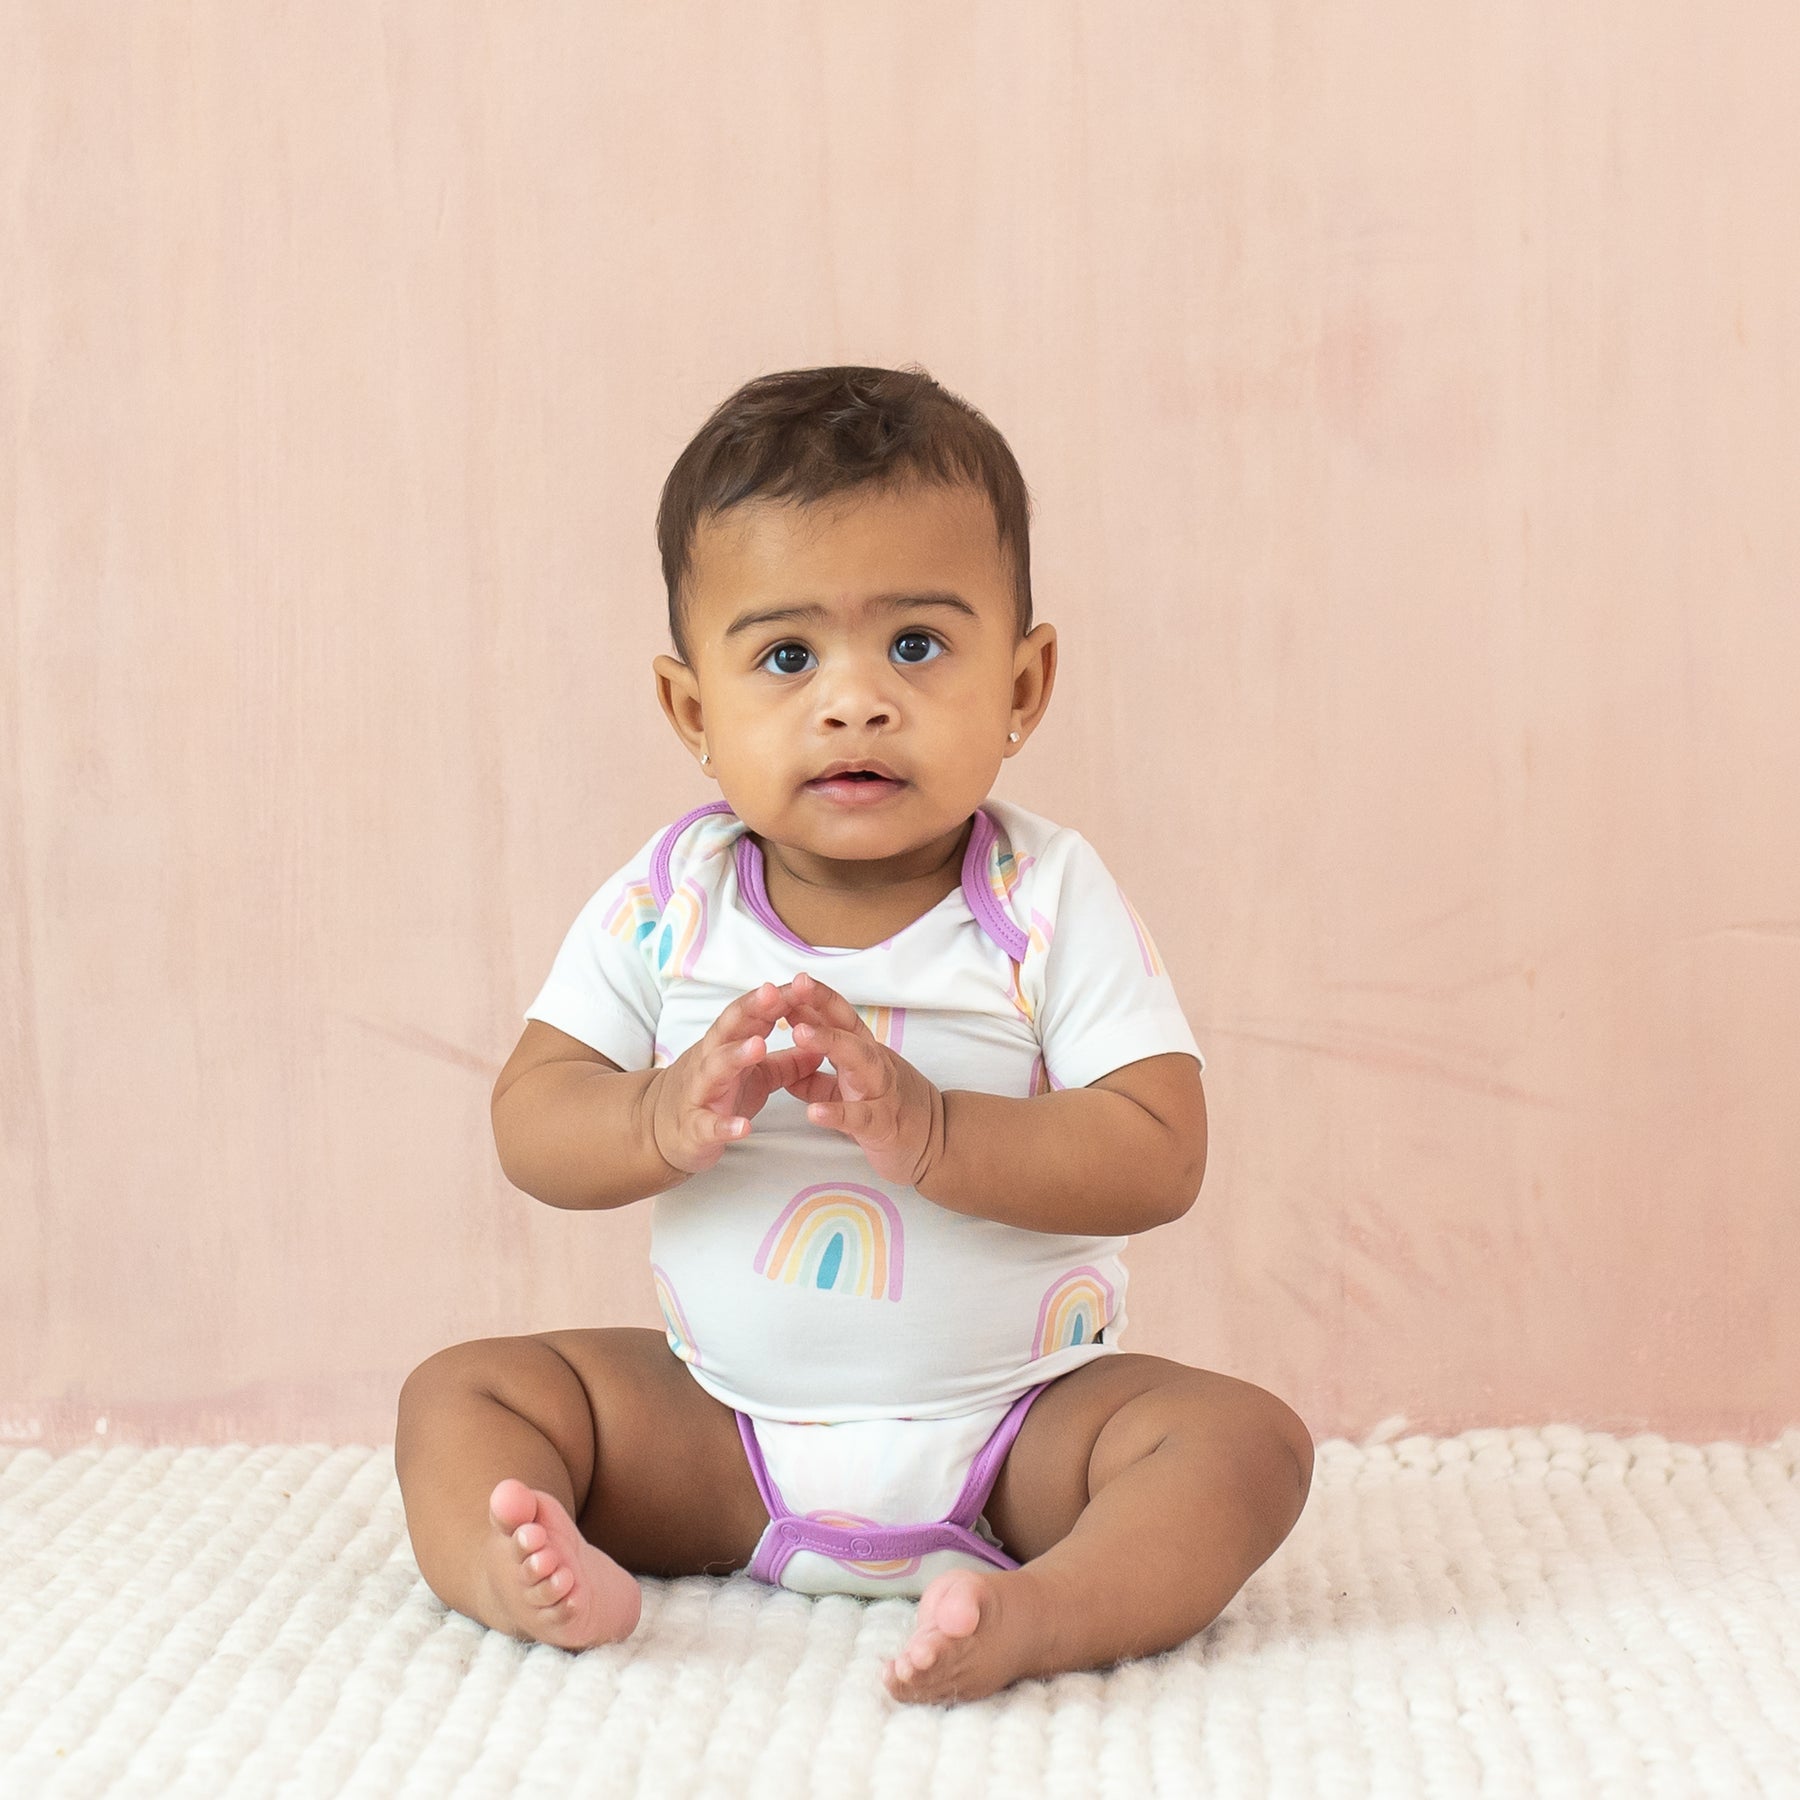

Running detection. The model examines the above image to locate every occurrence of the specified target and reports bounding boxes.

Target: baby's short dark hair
[656,364,1034,664]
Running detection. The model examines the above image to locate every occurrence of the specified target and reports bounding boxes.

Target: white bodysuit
[522,796,1206,1595]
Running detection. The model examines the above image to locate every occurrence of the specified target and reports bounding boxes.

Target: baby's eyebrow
[723,591,979,639]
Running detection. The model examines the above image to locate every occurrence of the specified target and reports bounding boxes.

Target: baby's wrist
[635,1068,689,1190]
[912,1081,949,1191]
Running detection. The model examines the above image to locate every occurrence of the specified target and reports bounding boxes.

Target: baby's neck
[755,816,973,951]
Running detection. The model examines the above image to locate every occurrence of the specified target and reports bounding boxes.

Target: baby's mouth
[802,770,909,803]
[804,768,906,788]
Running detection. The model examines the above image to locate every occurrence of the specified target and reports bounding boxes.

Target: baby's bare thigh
[983,1353,1313,1563]
[534,1326,769,1578]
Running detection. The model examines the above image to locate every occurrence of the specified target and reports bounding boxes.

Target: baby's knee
[400,1334,516,1408]
[396,1334,592,1452]
[1120,1363,1313,1509]
[1209,1382,1313,1517]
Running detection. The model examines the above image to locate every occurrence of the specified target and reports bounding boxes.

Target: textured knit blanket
[2,1423,1796,1797]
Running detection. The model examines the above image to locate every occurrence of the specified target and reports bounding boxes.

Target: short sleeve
[1025,830,1205,1090]
[522,826,665,1071]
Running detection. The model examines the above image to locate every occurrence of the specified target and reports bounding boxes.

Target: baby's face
[653,480,1054,869]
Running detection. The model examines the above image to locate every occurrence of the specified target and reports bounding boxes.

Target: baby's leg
[884,1355,1313,1705]
[395,1326,768,1649]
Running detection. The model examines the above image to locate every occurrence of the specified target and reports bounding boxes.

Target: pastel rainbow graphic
[653,879,708,978]
[1026,1052,1064,1097]
[651,1264,699,1365]
[804,1510,921,1579]
[603,879,660,953]
[1007,960,1030,1025]
[1116,883,1162,976]
[754,1183,904,1301]
[1007,907,1055,1025]
[852,1003,906,1053]
[1031,1265,1116,1358]
[988,843,1034,910]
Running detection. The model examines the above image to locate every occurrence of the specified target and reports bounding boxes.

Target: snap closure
[849,1536,874,1559]
[778,1522,801,1543]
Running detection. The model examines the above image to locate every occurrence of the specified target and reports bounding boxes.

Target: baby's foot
[480,1477,642,1650]
[882,1567,1058,1705]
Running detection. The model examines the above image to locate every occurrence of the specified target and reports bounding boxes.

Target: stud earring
[1008,731,1020,742]
[700,752,710,766]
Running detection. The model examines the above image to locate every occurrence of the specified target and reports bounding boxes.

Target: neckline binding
[648,799,1030,963]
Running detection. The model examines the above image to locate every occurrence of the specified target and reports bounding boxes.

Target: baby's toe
[488,1477,538,1533]
[524,1563,574,1607]
[887,1630,942,1685]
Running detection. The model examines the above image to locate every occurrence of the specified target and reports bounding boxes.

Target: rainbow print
[754,1183,905,1301]
[1116,883,1162,976]
[1007,960,1030,1025]
[1007,907,1054,1025]
[853,1003,906,1053]
[805,1510,921,1580]
[651,1264,699,1365]
[1026,1052,1063,1097]
[653,879,708,978]
[1031,1265,1116,1358]
[603,879,660,953]
[988,842,1034,910]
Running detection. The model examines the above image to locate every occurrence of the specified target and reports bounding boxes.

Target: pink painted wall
[4,4,1796,1452]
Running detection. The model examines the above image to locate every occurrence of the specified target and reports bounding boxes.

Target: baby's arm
[921,1054,1207,1236]
[490,1021,674,1210]
[491,984,827,1210]
[781,973,1206,1237]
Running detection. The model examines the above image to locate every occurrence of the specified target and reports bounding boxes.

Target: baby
[396,364,1314,1706]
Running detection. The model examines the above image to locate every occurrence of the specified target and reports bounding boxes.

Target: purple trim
[648,800,1030,963]
[736,1411,791,1584]
[961,810,1031,963]
[736,1384,1052,1588]
[737,806,1029,962]
[735,834,819,954]
[943,1382,1044,1525]
[649,799,736,910]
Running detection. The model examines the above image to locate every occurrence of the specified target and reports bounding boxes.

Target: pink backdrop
[4,3,1797,1451]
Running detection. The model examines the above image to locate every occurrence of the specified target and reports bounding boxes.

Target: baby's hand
[646,981,827,1176]
[778,971,946,1189]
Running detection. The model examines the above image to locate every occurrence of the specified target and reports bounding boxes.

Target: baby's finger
[716,981,792,1046]
[756,1046,827,1087]
[784,1068,837,1104]
[784,972,867,1033]
[740,1048,826,1107]
[699,1107,749,1144]
[791,1018,873,1071]
[802,1097,850,1134]
[700,1029,772,1102]
[803,1094,884,1137]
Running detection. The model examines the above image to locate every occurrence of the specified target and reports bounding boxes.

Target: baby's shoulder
[644,799,744,909]
[574,802,739,941]
[979,797,1096,914]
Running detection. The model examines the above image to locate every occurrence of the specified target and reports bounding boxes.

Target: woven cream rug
[3,1423,1797,1797]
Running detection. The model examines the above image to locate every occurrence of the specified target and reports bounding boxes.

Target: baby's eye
[757,633,945,676]
[761,642,815,676]
[891,631,944,666]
